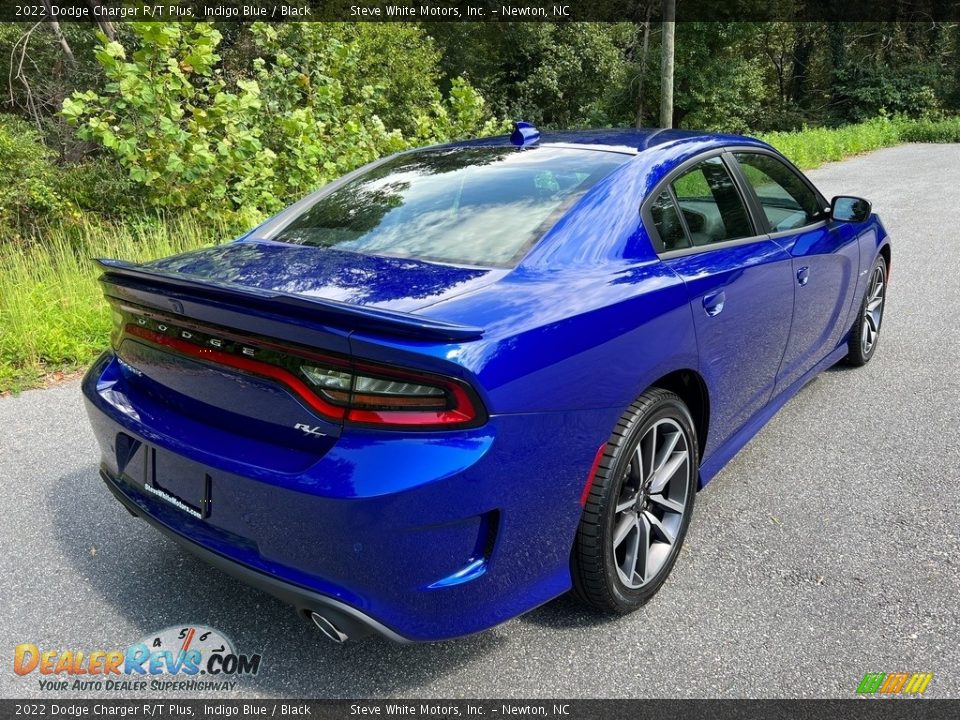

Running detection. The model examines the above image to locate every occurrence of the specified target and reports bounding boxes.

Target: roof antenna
[510,121,540,147]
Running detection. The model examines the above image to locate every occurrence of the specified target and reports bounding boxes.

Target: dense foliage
[1,19,960,389]
[428,21,960,132]
[1,19,958,232]
[59,22,498,223]
[0,115,70,226]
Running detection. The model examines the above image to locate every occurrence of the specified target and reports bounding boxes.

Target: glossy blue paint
[83,127,891,641]
[773,221,864,394]
[145,242,502,312]
[510,120,541,146]
[662,239,795,458]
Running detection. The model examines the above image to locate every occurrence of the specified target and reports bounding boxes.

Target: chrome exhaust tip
[310,611,349,643]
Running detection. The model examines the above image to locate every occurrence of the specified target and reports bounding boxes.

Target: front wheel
[845,255,887,366]
[571,388,698,614]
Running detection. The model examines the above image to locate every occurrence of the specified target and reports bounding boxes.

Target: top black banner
[5,0,960,23]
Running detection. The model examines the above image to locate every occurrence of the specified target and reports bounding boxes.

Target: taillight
[115,305,485,430]
[299,359,480,427]
[302,365,445,408]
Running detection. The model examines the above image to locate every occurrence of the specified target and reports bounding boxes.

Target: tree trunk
[84,0,116,40]
[955,24,960,103]
[789,24,814,106]
[659,0,676,129]
[828,23,846,116]
[42,0,75,66]
[634,5,652,128]
[48,20,75,66]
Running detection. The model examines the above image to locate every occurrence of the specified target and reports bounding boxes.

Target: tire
[845,254,888,367]
[571,388,698,614]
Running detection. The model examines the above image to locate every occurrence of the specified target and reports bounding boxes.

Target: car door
[645,153,795,458]
[729,151,861,394]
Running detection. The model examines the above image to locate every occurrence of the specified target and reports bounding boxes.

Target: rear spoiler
[95,259,484,342]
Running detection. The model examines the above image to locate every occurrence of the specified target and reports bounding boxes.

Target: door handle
[703,290,725,317]
[797,266,810,286]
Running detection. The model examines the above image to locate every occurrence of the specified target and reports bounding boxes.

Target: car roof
[447,127,770,156]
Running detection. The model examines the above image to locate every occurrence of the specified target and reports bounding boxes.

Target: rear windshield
[272,146,630,267]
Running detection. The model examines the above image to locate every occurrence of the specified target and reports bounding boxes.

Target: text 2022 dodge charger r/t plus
[83,123,890,642]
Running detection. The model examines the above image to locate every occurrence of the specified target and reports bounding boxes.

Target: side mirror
[830,195,872,223]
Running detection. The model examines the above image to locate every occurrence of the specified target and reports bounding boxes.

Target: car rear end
[83,140,636,642]
[84,261,520,641]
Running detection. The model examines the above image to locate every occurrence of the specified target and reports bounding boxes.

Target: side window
[733,152,823,232]
[670,156,753,246]
[649,190,690,251]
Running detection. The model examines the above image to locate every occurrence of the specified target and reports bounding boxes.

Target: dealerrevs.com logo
[13,625,262,693]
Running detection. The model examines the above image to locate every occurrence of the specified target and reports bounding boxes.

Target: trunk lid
[143,239,504,313]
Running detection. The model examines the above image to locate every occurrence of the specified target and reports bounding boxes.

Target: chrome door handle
[703,290,726,317]
[797,266,810,286]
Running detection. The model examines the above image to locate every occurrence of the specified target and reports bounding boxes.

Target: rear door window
[669,156,753,246]
[649,190,690,251]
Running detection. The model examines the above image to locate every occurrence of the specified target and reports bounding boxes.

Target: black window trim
[648,184,694,252]
[640,145,831,259]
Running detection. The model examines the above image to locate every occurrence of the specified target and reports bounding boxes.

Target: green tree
[61,22,498,222]
[671,23,772,133]
[429,23,632,128]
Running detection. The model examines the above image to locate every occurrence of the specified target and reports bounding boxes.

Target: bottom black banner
[2,700,960,720]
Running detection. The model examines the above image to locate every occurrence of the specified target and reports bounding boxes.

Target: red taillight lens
[118,308,484,430]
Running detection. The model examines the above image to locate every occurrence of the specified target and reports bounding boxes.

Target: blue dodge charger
[83,123,890,642]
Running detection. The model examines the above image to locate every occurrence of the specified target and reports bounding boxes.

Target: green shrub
[759,115,960,169]
[61,23,274,224]
[836,64,942,123]
[0,114,72,228]
[61,22,499,223]
[896,116,960,143]
[56,158,142,218]
[760,116,902,169]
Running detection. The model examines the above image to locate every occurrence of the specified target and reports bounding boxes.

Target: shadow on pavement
[518,592,621,631]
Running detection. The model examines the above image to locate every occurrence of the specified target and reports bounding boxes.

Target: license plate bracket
[141,447,212,520]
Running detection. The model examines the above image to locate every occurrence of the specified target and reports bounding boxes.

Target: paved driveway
[2,144,958,699]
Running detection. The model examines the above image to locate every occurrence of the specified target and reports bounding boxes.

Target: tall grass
[0,215,227,391]
[1,115,959,392]
[759,115,960,168]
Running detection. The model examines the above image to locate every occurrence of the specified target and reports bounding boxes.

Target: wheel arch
[649,368,710,461]
[878,242,891,274]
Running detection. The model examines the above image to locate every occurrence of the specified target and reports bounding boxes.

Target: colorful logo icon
[856,672,933,695]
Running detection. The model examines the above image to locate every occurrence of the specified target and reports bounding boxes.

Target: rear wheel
[845,255,887,366]
[572,388,698,613]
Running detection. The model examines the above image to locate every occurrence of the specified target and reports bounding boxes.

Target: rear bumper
[83,351,618,642]
[99,467,407,642]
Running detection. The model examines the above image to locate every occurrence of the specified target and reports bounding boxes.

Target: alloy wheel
[611,418,691,589]
[861,264,886,355]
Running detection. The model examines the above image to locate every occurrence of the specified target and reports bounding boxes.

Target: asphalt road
[2,144,958,700]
